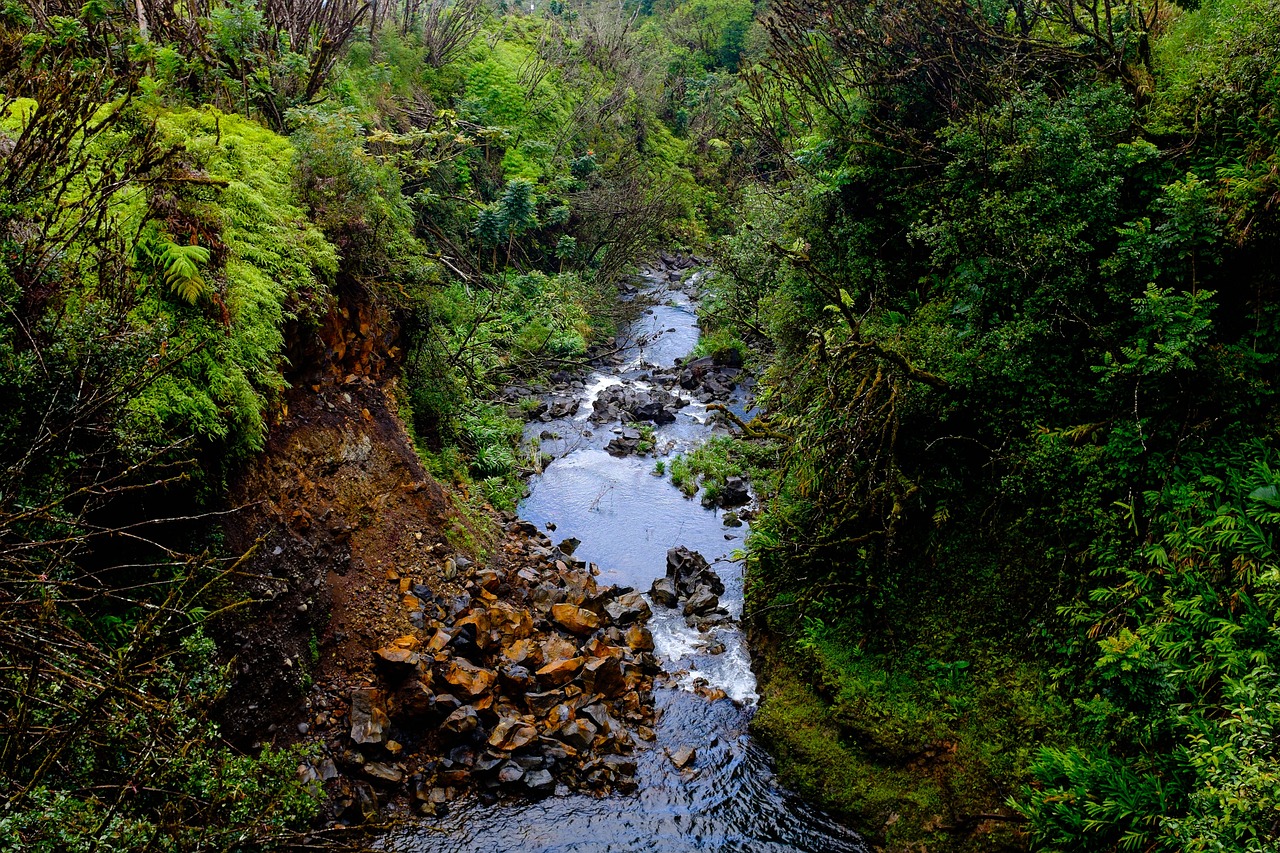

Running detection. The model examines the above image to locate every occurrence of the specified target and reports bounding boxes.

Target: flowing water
[389,269,867,853]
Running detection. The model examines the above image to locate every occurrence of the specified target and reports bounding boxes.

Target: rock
[670,745,697,769]
[373,646,420,676]
[523,768,555,795]
[503,637,543,667]
[649,577,678,608]
[712,346,744,367]
[582,655,626,698]
[448,622,483,661]
[722,511,743,528]
[349,689,389,745]
[558,537,581,556]
[719,476,750,507]
[499,664,536,693]
[602,754,638,777]
[605,591,652,624]
[536,656,584,687]
[497,761,525,784]
[682,587,720,618]
[541,634,578,662]
[524,690,565,713]
[557,718,597,751]
[606,435,639,457]
[442,705,479,737]
[443,660,496,698]
[364,762,404,783]
[551,603,600,635]
[488,718,539,751]
[624,624,655,651]
[667,546,725,597]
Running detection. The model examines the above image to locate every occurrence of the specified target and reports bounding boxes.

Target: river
[388,266,867,853]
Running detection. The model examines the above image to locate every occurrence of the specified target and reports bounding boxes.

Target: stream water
[390,269,867,853]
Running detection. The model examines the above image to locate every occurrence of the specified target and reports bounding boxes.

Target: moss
[749,616,1049,852]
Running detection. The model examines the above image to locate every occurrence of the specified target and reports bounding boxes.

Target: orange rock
[587,638,623,658]
[349,688,389,745]
[551,603,600,635]
[536,656,584,687]
[375,647,420,669]
[541,635,577,662]
[582,655,626,698]
[443,660,496,698]
[624,624,655,651]
[392,635,421,650]
[425,629,452,652]
[488,718,539,751]
[503,637,542,667]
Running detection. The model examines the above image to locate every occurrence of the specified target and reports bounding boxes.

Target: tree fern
[160,242,211,304]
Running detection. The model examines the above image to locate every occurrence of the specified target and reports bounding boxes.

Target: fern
[160,242,211,304]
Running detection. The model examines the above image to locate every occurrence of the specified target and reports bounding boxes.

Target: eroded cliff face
[219,285,460,743]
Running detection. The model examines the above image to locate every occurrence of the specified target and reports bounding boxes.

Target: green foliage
[158,241,213,304]
[723,0,1280,847]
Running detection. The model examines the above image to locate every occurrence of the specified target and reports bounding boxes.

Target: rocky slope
[216,284,663,827]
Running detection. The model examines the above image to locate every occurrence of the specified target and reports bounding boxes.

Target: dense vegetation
[3,0,1278,848]
[0,0,739,846]
[700,0,1280,850]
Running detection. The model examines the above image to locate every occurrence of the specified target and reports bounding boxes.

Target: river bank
[382,261,866,851]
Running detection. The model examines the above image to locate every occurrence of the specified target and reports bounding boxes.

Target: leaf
[1247,484,1280,507]
[160,242,211,305]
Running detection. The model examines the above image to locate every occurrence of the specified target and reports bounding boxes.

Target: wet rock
[523,768,555,795]
[582,655,626,698]
[606,434,639,457]
[551,603,600,635]
[649,577,678,608]
[488,718,539,751]
[497,761,525,784]
[349,689,389,745]
[667,546,725,597]
[719,476,750,508]
[722,511,743,527]
[670,745,697,769]
[536,656,585,687]
[683,587,720,618]
[604,591,652,625]
[624,624,655,651]
[558,718,597,751]
[558,537,581,556]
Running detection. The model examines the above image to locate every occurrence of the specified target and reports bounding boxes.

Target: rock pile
[316,520,661,822]
[650,546,732,630]
[673,354,744,403]
[591,384,684,425]
[605,426,646,457]
[652,252,706,282]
